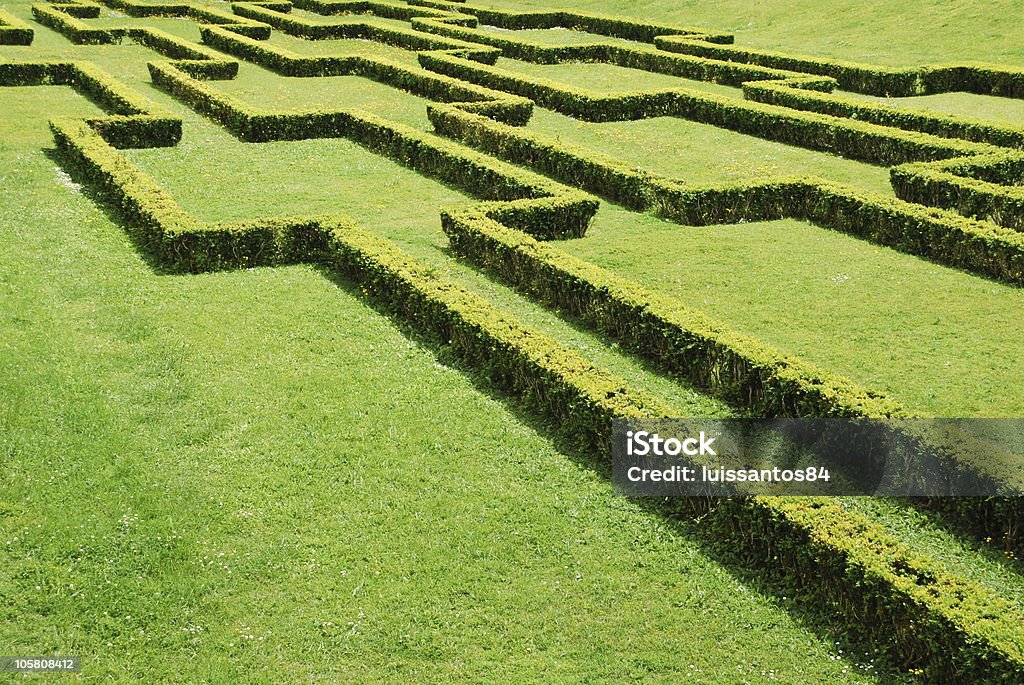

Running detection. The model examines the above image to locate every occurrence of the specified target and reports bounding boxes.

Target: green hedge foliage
[418,52,1000,166]
[48,112,667,445]
[441,207,901,419]
[428,105,1024,285]
[0,60,182,147]
[292,0,478,26]
[406,0,734,44]
[94,0,274,38]
[44,83,1024,680]
[148,59,595,235]
[32,1,271,44]
[719,495,1024,682]
[412,18,794,83]
[655,36,1024,98]
[32,3,123,45]
[0,9,33,45]
[198,25,529,124]
[230,0,476,49]
[744,80,1024,149]
[892,155,1024,230]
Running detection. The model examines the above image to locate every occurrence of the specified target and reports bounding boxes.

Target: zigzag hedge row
[230,0,476,47]
[33,0,272,43]
[412,18,803,81]
[146,59,596,237]
[197,25,530,124]
[744,80,1024,149]
[417,52,1001,166]
[12,2,1024,676]
[45,107,1024,682]
[428,105,1024,285]
[893,153,1024,231]
[405,0,735,44]
[0,60,182,147]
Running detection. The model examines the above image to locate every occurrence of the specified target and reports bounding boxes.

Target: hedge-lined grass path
[2,0,1024,681]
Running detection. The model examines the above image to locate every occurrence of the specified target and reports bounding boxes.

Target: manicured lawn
[481,0,1024,65]
[2,60,883,685]
[847,90,1024,128]
[559,206,1024,417]
[214,64,436,130]
[4,0,1024,681]
[524,108,896,194]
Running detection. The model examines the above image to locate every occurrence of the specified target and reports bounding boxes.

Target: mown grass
[0,47,899,685]
[524,107,896,195]
[847,90,1024,128]
[559,205,1024,417]
[123,112,729,415]
[3,1,1024,681]
[481,0,1024,66]
[214,64,436,130]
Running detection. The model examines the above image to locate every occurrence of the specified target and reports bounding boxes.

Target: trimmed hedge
[744,80,1024,149]
[718,495,1024,683]
[406,0,734,44]
[0,9,34,45]
[801,182,1024,282]
[418,51,999,166]
[441,207,901,419]
[292,0,478,27]
[32,3,124,45]
[319,218,673,450]
[32,1,270,45]
[148,59,595,235]
[412,18,793,81]
[46,86,1024,682]
[0,59,182,147]
[429,105,1024,285]
[93,0,273,38]
[655,36,1024,98]
[49,113,668,442]
[892,155,1024,230]
[198,25,530,124]
[230,0,480,51]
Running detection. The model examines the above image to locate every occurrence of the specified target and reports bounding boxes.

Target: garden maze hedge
[5,1,1024,680]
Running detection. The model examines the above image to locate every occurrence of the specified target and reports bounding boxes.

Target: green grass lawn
[213,64,436,130]
[1,65,893,685]
[479,0,1024,66]
[124,113,730,415]
[846,91,1024,128]
[559,206,1024,417]
[495,57,744,97]
[4,0,1024,681]
[524,108,896,194]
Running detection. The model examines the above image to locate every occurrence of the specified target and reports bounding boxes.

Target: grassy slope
[479,0,1024,66]
[524,107,895,194]
[0,58,889,685]
[3,1,1024,681]
[561,206,1024,417]
[848,91,1024,127]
